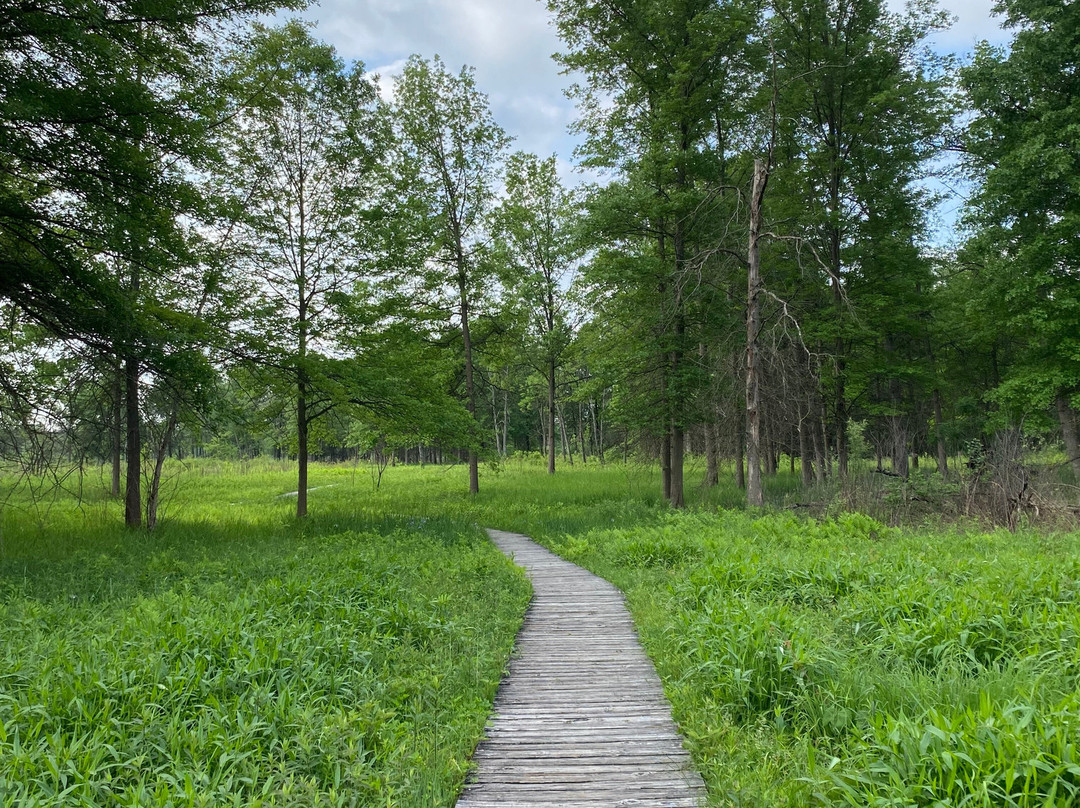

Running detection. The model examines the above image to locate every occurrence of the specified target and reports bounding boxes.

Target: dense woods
[2,0,1078,522]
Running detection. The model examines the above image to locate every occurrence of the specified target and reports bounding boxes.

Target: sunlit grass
[0,461,529,808]
[3,457,1078,806]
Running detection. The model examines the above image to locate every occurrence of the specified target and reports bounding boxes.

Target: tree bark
[578,401,587,465]
[297,378,308,518]
[146,410,178,530]
[123,353,141,528]
[670,420,685,508]
[459,274,479,494]
[111,355,122,498]
[934,388,948,479]
[558,402,573,465]
[661,429,672,501]
[705,421,719,487]
[799,400,813,487]
[745,159,766,507]
[811,396,827,484]
[1057,394,1080,481]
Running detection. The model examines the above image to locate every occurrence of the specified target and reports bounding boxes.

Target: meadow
[0,462,530,807]
[2,457,1079,806]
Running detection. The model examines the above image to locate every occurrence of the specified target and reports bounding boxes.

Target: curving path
[454,529,706,808]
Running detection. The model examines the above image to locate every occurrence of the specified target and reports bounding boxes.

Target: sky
[296,0,1015,240]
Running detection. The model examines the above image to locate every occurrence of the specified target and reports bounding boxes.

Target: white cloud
[300,0,574,162]
[298,0,1017,223]
[887,0,1011,52]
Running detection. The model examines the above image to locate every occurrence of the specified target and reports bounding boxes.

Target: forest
[2,0,1080,806]
[1,0,1077,525]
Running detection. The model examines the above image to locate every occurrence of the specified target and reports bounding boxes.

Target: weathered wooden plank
[453,529,705,808]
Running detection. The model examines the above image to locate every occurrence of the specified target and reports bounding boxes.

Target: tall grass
[3,458,1078,806]
[0,462,529,807]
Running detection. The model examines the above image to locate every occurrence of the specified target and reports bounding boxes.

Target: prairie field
[1,459,1079,806]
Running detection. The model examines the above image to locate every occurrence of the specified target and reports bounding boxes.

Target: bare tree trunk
[890,415,908,477]
[745,159,766,507]
[297,380,308,518]
[111,355,122,498]
[889,365,908,477]
[558,403,573,465]
[459,275,479,494]
[491,384,500,455]
[934,388,948,479]
[799,402,813,487]
[811,397,827,485]
[123,353,141,528]
[705,421,719,487]
[661,429,672,500]
[590,398,604,463]
[578,402,587,465]
[1057,394,1080,481]
[670,420,685,508]
[146,410,178,530]
[820,410,833,478]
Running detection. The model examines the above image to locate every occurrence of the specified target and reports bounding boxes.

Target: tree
[491,153,582,474]
[0,0,298,526]
[221,22,386,518]
[392,55,510,495]
[549,0,761,507]
[768,0,950,478]
[961,0,1080,479]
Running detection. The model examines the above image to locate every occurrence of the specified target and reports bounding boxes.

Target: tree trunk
[146,410,178,530]
[123,353,141,528]
[661,429,672,501]
[297,380,308,518]
[889,363,907,477]
[746,159,766,507]
[590,398,604,463]
[111,355,122,498]
[890,415,908,478]
[799,410,813,487]
[578,402,587,465]
[558,403,573,465]
[491,385,501,455]
[1057,394,1080,481]
[670,421,685,508]
[812,396,827,484]
[705,421,719,487]
[459,275,479,494]
[934,388,948,479]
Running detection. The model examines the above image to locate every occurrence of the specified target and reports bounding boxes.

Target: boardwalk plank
[454,529,705,808]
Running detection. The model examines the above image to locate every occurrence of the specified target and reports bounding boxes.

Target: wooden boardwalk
[455,529,706,808]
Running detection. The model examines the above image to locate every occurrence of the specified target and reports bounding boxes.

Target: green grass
[485,492,1080,806]
[0,461,530,807]
[2,457,1079,806]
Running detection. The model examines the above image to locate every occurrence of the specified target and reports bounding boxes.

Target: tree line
[1,0,1077,525]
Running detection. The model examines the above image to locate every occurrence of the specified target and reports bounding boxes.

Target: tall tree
[0,0,293,526]
[961,0,1080,478]
[392,55,510,495]
[769,0,949,478]
[222,21,385,518]
[549,0,761,507]
[491,152,582,474]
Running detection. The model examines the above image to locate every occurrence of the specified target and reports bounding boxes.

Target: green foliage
[959,0,1080,419]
